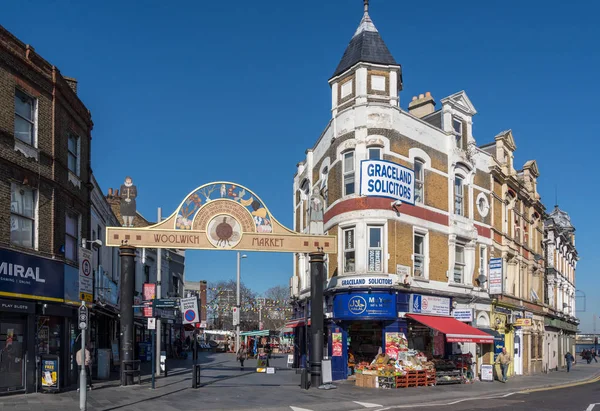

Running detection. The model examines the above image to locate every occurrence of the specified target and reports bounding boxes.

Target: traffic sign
[180,297,199,325]
[79,247,94,298]
[153,298,178,308]
[82,259,91,276]
[78,303,88,330]
[80,292,93,303]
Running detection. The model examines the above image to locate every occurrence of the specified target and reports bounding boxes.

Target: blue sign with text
[0,248,64,301]
[333,292,397,319]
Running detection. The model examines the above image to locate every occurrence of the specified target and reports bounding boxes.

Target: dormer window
[453,118,463,148]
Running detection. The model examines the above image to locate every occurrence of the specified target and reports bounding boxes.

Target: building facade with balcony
[543,205,578,370]
[290,3,498,381]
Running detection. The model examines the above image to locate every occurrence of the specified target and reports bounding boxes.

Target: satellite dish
[477,274,487,285]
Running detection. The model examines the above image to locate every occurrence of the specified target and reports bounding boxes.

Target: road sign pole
[78,300,88,411]
[151,328,156,389]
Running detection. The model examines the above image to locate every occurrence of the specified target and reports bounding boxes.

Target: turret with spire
[329,0,402,116]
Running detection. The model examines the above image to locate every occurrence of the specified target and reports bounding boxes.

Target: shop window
[65,211,79,262]
[454,176,464,216]
[413,232,426,278]
[368,147,381,160]
[0,320,25,391]
[454,243,466,283]
[343,227,355,273]
[414,159,424,204]
[367,226,383,273]
[343,151,355,196]
[10,182,36,248]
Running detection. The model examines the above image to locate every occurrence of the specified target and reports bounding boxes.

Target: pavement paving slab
[0,353,598,411]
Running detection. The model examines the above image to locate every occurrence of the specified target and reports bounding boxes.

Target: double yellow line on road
[520,374,600,393]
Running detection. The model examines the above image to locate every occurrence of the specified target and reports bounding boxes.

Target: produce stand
[354,350,437,389]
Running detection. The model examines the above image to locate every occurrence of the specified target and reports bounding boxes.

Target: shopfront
[0,248,77,393]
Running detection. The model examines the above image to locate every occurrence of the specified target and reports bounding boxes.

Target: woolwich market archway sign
[107,182,334,388]
[106,182,336,253]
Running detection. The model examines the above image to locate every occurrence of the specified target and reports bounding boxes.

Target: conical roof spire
[331,1,399,79]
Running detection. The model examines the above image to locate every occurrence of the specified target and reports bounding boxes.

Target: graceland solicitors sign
[359,160,415,205]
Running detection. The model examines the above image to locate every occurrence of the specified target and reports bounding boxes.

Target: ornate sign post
[106,182,336,388]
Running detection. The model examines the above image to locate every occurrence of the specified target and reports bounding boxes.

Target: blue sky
[3,1,599,331]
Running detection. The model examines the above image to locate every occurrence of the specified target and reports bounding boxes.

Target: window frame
[454,243,466,284]
[10,182,36,249]
[367,225,383,273]
[342,226,356,274]
[68,133,80,176]
[454,176,464,216]
[368,147,381,160]
[452,117,463,148]
[14,89,37,147]
[414,159,425,204]
[343,151,355,196]
[479,245,487,286]
[413,231,427,278]
[65,211,80,262]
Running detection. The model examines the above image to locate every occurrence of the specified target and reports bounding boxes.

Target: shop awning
[284,318,311,328]
[406,314,495,344]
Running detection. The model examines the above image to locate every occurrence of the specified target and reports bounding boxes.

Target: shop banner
[489,258,503,295]
[453,309,473,322]
[0,248,64,301]
[332,333,343,357]
[359,160,415,205]
[327,274,399,290]
[410,294,450,316]
[333,292,397,319]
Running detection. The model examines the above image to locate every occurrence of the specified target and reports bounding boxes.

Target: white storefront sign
[359,160,415,205]
[327,274,399,289]
[488,258,503,295]
[410,294,451,316]
[453,309,474,322]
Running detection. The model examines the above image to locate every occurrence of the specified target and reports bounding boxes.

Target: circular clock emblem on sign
[207,214,242,249]
[184,309,196,322]
[348,296,367,315]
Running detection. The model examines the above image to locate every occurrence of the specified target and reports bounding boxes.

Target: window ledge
[14,139,39,161]
[448,282,474,290]
[68,171,81,188]
[413,277,429,283]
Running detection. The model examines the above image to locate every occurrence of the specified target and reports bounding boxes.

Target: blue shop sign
[333,292,397,319]
[0,248,65,301]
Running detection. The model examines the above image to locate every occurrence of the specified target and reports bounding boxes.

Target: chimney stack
[408,91,436,118]
[64,77,78,95]
[108,188,113,197]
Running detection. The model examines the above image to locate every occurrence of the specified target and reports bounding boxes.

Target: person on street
[565,351,575,372]
[496,347,511,382]
[237,343,247,371]
[592,349,598,363]
[76,344,93,391]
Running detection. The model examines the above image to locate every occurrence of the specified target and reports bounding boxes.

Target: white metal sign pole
[79,301,87,411]
[156,207,162,375]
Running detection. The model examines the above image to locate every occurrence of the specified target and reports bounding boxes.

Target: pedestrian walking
[565,351,575,372]
[592,349,598,363]
[76,344,93,391]
[237,344,247,371]
[496,347,511,382]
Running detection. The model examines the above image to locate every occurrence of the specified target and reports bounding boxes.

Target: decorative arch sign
[106,182,336,254]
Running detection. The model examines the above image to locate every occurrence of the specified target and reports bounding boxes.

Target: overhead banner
[359,160,415,205]
[180,296,199,324]
[106,182,336,254]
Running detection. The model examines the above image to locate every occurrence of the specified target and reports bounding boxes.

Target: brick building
[0,25,93,392]
[290,2,498,380]
[482,130,547,376]
[543,205,578,370]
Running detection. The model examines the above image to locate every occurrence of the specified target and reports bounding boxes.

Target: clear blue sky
[3,1,599,331]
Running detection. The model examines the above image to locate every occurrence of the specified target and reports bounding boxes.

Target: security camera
[391,200,402,215]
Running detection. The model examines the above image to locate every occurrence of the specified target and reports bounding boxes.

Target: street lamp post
[236,252,247,353]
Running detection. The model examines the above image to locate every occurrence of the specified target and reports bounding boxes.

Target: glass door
[0,318,26,391]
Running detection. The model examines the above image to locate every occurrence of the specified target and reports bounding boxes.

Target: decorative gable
[494,129,517,152]
[523,160,540,178]
[440,90,477,116]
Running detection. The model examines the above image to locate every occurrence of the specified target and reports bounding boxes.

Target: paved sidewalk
[1,354,598,411]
